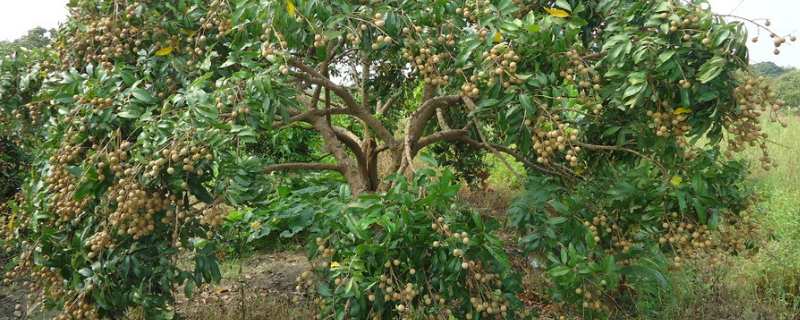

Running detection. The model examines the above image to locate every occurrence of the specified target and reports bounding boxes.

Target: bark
[311,116,369,195]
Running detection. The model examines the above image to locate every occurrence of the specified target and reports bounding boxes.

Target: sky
[707,0,800,68]
[0,0,69,41]
[0,0,798,67]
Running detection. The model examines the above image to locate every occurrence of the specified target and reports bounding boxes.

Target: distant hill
[751,61,796,78]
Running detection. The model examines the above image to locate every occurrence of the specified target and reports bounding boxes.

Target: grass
[722,114,800,318]
[646,115,800,320]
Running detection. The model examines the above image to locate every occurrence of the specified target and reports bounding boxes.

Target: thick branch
[415,129,468,153]
[311,116,369,194]
[289,60,396,147]
[269,108,353,129]
[436,107,452,131]
[377,97,396,115]
[332,126,366,165]
[263,163,342,173]
[397,94,463,176]
[581,51,609,61]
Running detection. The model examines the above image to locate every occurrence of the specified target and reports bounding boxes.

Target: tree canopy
[751,61,795,78]
[0,0,790,319]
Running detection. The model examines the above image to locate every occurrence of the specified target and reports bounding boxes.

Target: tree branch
[457,136,570,179]
[263,163,342,173]
[397,93,463,176]
[436,107,452,131]
[269,108,354,129]
[414,129,468,153]
[377,97,396,115]
[573,141,669,177]
[581,50,608,61]
[289,59,396,148]
[463,97,525,182]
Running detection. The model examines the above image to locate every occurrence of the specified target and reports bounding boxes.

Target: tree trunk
[311,117,369,195]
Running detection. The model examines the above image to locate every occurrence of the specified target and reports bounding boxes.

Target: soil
[175,250,313,320]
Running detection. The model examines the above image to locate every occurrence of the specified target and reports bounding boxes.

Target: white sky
[707,0,800,68]
[0,0,797,67]
[0,0,68,41]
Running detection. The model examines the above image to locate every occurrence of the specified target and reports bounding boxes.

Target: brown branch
[263,163,343,173]
[436,107,452,131]
[397,93,463,176]
[289,60,396,147]
[457,136,570,179]
[415,129,468,152]
[573,141,669,177]
[361,60,370,111]
[332,125,366,165]
[581,50,608,61]
[269,108,353,129]
[377,97,396,115]
[463,97,525,182]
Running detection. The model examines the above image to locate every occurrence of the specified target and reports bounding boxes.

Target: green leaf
[621,264,667,288]
[188,180,214,204]
[131,88,153,104]
[419,152,439,168]
[550,201,570,214]
[697,57,724,83]
[523,24,540,32]
[546,217,568,225]
[184,281,195,298]
[472,211,485,231]
[548,265,571,277]
[73,181,95,200]
[486,246,510,269]
[693,198,707,224]
[555,0,572,11]
[318,283,332,297]
[66,166,83,177]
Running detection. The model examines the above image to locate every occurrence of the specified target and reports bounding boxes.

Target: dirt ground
[0,251,313,320]
[176,250,314,320]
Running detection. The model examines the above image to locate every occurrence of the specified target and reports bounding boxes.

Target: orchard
[0,0,792,319]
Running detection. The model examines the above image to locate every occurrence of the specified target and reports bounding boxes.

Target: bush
[304,164,530,320]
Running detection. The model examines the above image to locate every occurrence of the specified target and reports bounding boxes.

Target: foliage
[510,150,761,317]
[0,136,29,202]
[245,126,323,163]
[216,174,346,254]
[304,165,529,320]
[0,0,790,319]
[751,61,795,78]
[0,27,56,55]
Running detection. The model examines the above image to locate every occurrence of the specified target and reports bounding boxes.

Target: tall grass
[723,115,800,317]
[654,115,800,319]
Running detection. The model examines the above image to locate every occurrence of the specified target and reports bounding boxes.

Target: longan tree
[0,0,790,318]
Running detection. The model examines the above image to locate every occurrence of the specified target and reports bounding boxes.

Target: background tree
[751,61,795,78]
[0,0,790,319]
[770,70,800,110]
